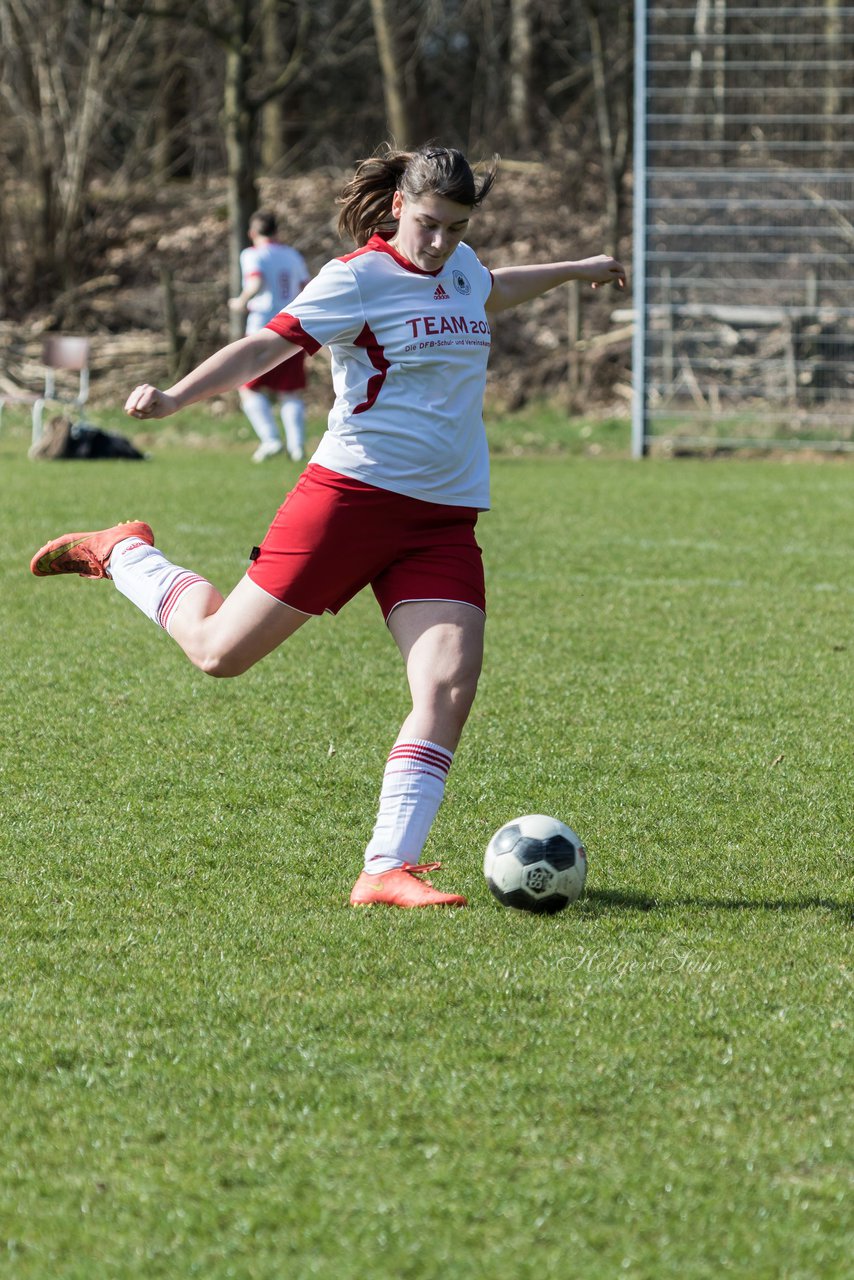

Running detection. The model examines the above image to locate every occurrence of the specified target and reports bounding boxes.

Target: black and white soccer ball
[484,814,587,914]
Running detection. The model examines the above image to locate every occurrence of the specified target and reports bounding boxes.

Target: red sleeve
[266,312,322,355]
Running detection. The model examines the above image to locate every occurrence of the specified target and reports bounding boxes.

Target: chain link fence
[632,0,854,454]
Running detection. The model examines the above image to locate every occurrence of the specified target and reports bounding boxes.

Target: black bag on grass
[30,415,146,461]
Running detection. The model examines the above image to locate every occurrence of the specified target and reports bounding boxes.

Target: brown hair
[337,144,498,247]
[249,210,278,238]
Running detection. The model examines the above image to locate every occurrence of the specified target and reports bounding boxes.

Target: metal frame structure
[632,1,854,456]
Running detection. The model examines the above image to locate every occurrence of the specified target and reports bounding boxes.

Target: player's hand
[578,255,627,289]
[228,296,245,313]
[124,384,178,420]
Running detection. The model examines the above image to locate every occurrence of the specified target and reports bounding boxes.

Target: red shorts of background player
[247,464,486,621]
[243,350,307,394]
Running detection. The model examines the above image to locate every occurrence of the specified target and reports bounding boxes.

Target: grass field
[1,408,851,1278]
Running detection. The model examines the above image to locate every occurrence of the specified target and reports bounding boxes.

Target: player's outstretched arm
[486,255,626,315]
[125,328,299,420]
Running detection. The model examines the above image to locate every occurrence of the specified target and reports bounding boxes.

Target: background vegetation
[0,0,631,308]
[0,0,637,415]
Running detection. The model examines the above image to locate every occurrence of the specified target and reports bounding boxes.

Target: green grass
[1,416,851,1278]
[1,399,633,460]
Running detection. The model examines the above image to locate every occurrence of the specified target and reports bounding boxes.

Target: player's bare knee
[455,660,481,703]
[426,669,479,727]
[194,650,250,678]
[451,679,479,724]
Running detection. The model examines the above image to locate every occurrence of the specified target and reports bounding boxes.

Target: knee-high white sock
[108,538,210,634]
[363,739,453,874]
[240,388,281,445]
[279,394,305,458]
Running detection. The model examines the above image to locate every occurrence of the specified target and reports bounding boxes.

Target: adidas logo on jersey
[433,284,450,300]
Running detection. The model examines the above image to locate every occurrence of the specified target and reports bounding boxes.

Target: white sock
[108,538,210,634]
[363,739,454,874]
[240,388,281,445]
[279,394,305,457]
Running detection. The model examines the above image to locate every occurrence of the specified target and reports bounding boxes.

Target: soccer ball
[484,814,587,914]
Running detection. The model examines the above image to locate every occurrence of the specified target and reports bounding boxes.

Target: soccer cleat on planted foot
[30,520,154,579]
[349,862,468,908]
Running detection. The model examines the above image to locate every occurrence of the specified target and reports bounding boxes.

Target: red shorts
[247,464,486,620]
[244,350,306,394]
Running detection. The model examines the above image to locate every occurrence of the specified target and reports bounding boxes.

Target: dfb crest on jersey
[452,270,472,296]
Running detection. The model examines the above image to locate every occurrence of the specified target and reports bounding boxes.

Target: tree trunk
[56,0,117,276]
[685,0,710,117]
[582,1,619,253]
[260,0,284,173]
[711,0,726,143]
[223,34,259,340]
[825,0,841,160]
[508,0,533,150]
[369,0,411,145]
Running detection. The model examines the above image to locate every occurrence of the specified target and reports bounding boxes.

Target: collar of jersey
[366,232,446,277]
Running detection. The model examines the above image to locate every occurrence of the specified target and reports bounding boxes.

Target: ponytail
[337,150,409,247]
[337,143,498,247]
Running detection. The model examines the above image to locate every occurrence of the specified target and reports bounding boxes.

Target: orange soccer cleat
[349,862,468,908]
[30,521,154,580]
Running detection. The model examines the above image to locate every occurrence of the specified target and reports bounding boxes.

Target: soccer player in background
[229,210,310,462]
[31,144,625,909]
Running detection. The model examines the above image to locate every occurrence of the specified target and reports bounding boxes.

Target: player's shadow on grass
[582,889,852,916]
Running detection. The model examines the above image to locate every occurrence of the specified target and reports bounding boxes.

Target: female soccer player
[31,144,625,909]
[228,209,310,462]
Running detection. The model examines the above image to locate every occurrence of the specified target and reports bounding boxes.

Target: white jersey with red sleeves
[241,241,310,332]
[266,235,494,508]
